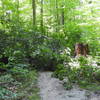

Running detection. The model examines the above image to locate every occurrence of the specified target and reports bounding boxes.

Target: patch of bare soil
[38,72,100,100]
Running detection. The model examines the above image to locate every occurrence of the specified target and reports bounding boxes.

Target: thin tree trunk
[32,0,36,26]
[55,0,59,32]
[61,5,64,25]
[16,0,19,22]
[1,0,5,30]
[49,0,52,23]
[41,0,43,32]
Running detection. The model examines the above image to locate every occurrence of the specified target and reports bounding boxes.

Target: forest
[0,0,100,100]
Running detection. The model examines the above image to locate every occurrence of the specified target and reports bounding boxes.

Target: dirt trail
[38,72,100,100]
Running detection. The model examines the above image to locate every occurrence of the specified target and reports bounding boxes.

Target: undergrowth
[53,56,100,91]
[0,65,40,100]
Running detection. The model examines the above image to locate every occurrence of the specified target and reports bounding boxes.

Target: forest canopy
[0,0,100,56]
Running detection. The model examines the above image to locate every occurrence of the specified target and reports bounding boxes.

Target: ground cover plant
[53,55,100,91]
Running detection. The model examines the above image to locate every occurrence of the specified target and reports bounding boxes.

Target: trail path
[38,72,100,100]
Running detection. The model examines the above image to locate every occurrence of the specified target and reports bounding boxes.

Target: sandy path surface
[38,72,100,100]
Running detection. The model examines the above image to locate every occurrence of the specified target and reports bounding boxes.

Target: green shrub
[53,64,67,80]
[63,81,73,90]
[10,67,29,82]
[0,74,14,83]
[0,87,18,100]
[94,69,100,82]
[0,69,39,100]
[0,74,19,100]
[53,56,100,90]
[77,56,88,66]
[29,45,71,70]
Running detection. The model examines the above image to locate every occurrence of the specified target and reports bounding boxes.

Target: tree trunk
[61,5,64,25]
[41,0,43,32]
[1,0,5,30]
[16,0,19,22]
[32,0,36,26]
[74,43,89,57]
[55,0,59,32]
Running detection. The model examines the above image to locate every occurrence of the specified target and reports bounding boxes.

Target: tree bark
[41,0,43,32]
[55,0,59,32]
[61,5,64,25]
[32,0,36,26]
[74,43,89,57]
[1,0,5,30]
[16,0,19,22]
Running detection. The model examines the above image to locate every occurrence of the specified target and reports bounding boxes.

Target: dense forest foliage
[0,0,100,99]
